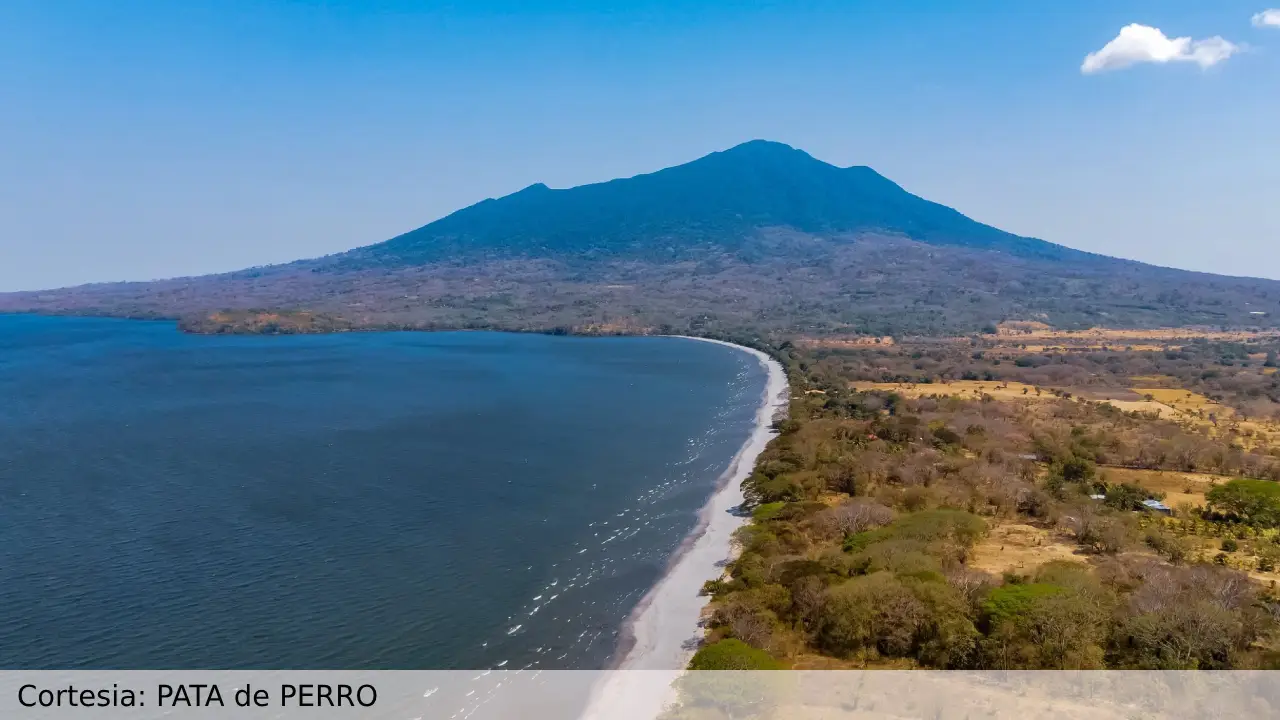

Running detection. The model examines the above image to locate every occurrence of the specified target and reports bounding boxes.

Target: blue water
[0,315,765,669]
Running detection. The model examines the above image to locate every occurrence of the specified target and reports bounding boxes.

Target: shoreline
[581,337,789,720]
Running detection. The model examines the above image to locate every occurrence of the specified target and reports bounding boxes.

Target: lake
[0,315,766,669]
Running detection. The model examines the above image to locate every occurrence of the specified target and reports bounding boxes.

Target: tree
[814,498,894,539]
[1051,455,1096,484]
[1104,483,1152,511]
[979,565,1112,669]
[1206,479,1280,528]
[688,639,783,670]
[818,572,924,658]
[1113,602,1240,669]
[816,571,977,666]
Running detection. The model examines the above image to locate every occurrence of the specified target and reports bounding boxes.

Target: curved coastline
[583,337,789,720]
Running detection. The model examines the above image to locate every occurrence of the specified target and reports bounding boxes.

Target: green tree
[1206,479,1280,528]
[688,639,783,670]
[1104,483,1152,511]
[1050,455,1096,484]
[979,564,1112,669]
[818,572,923,658]
[817,571,977,666]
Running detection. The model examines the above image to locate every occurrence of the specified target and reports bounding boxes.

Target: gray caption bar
[4,670,1278,720]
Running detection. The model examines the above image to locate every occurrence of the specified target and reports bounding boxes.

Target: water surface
[0,315,764,669]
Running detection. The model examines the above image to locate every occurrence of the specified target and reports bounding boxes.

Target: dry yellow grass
[994,323,1280,343]
[798,335,896,348]
[977,323,1280,357]
[969,524,1085,575]
[850,373,1280,452]
[849,380,1046,401]
[996,343,1173,354]
[1128,374,1178,385]
[850,381,1197,424]
[1134,387,1230,415]
[1126,388,1280,449]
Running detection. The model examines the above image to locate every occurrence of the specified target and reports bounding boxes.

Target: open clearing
[968,523,1085,576]
[849,380,1050,401]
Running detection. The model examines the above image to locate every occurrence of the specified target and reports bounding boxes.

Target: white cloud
[1081,24,1240,74]
[1253,9,1280,27]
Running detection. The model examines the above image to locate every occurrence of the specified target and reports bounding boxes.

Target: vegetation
[1206,479,1280,528]
[688,639,783,670]
[691,338,1280,670]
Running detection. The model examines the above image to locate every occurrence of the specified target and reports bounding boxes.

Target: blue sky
[2,1,1277,291]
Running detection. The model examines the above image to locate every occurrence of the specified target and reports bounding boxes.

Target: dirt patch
[969,524,1086,576]
[1101,399,1179,419]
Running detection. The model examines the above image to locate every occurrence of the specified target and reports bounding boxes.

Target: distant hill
[3,140,1278,337]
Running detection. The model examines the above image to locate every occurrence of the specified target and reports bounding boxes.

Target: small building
[1141,499,1173,515]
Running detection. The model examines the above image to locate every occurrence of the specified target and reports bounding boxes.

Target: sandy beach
[580,337,789,720]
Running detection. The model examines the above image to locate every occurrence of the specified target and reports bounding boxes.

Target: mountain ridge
[338,139,1091,268]
[2,140,1278,337]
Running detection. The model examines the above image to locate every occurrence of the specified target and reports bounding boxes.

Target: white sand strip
[580,337,789,720]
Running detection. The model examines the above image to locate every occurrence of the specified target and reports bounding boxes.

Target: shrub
[1113,602,1241,669]
[816,571,977,666]
[818,572,925,658]
[931,425,963,447]
[813,498,894,539]
[751,502,787,522]
[885,509,988,547]
[851,539,943,577]
[1221,538,1239,553]
[1145,530,1190,564]
[688,639,783,670]
[981,583,1065,628]
[979,573,1111,669]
